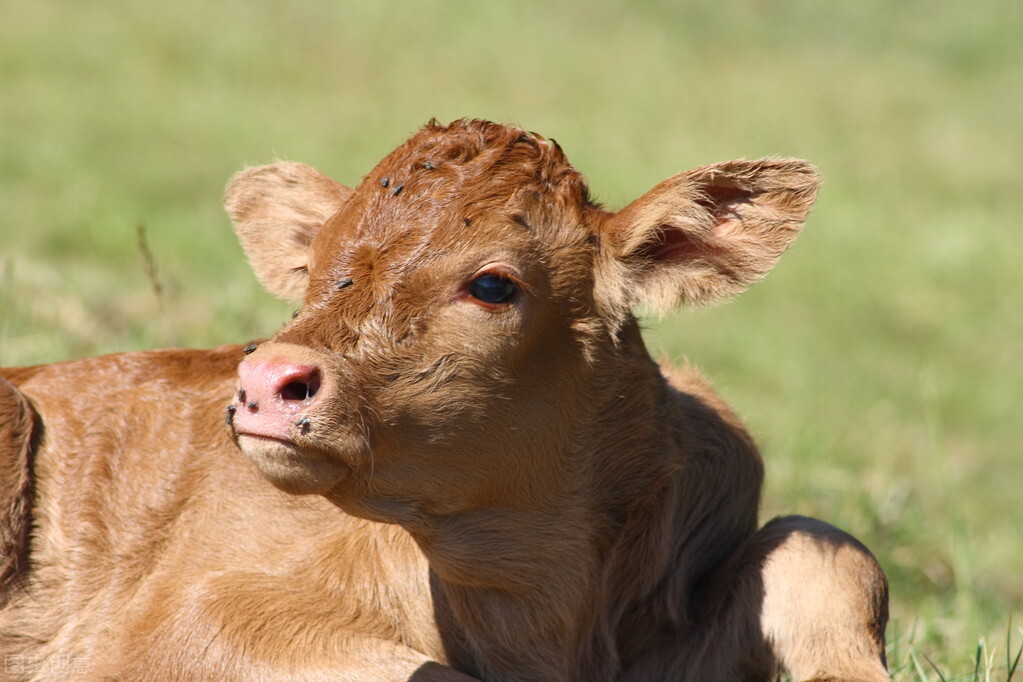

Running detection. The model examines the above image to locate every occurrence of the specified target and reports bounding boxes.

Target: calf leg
[672,516,888,681]
[0,378,36,594]
[612,515,889,681]
[105,572,479,681]
[756,516,889,681]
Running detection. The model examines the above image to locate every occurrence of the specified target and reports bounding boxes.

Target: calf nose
[233,358,322,440]
[238,359,321,405]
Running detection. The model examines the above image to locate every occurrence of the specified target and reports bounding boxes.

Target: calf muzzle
[232,352,322,442]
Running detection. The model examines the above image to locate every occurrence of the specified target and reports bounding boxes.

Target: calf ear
[224,162,352,301]
[600,158,819,312]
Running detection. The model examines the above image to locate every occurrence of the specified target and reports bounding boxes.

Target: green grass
[2,0,1020,677]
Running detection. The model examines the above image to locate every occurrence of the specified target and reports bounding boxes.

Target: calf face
[225,119,818,523]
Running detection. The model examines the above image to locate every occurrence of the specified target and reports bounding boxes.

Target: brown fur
[0,379,35,598]
[0,119,887,681]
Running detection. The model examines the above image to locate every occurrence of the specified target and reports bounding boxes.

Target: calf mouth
[234,432,355,496]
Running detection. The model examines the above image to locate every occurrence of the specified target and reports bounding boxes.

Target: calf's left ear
[225,162,352,301]
[599,158,820,312]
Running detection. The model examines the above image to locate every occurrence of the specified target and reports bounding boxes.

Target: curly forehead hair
[370,118,595,210]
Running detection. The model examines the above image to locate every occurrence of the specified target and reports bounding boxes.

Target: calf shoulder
[663,362,764,550]
[606,362,764,671]
[0,347,249,656]
[8,345,247,542]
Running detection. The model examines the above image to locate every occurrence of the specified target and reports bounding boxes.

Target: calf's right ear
[598,158,820,313]
[224,162,352,300]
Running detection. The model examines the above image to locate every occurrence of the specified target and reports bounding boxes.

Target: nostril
[279,372,320,402]
[238,359,322,407]
[280,382,309,401]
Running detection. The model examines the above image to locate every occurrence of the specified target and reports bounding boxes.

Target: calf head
[225,119,819,522]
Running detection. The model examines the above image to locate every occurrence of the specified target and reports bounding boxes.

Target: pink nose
[232,358,322,440]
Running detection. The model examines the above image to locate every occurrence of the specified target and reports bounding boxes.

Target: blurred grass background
[1,0,1019,677]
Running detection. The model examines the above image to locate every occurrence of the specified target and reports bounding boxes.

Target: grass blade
[1008,618,1021,681]
[923,651,948,682]
[911,651,932,682]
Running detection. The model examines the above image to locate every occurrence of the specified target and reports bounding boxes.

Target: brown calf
[0,119,888,681]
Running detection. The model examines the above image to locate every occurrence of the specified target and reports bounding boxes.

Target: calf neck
[0,119,888,681]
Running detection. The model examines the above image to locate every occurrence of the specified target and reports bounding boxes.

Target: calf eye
[469,274,517,305]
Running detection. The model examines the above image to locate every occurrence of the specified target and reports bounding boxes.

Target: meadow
[1,1,1020,677]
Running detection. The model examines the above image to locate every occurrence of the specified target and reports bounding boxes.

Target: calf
[0,119,888,681]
